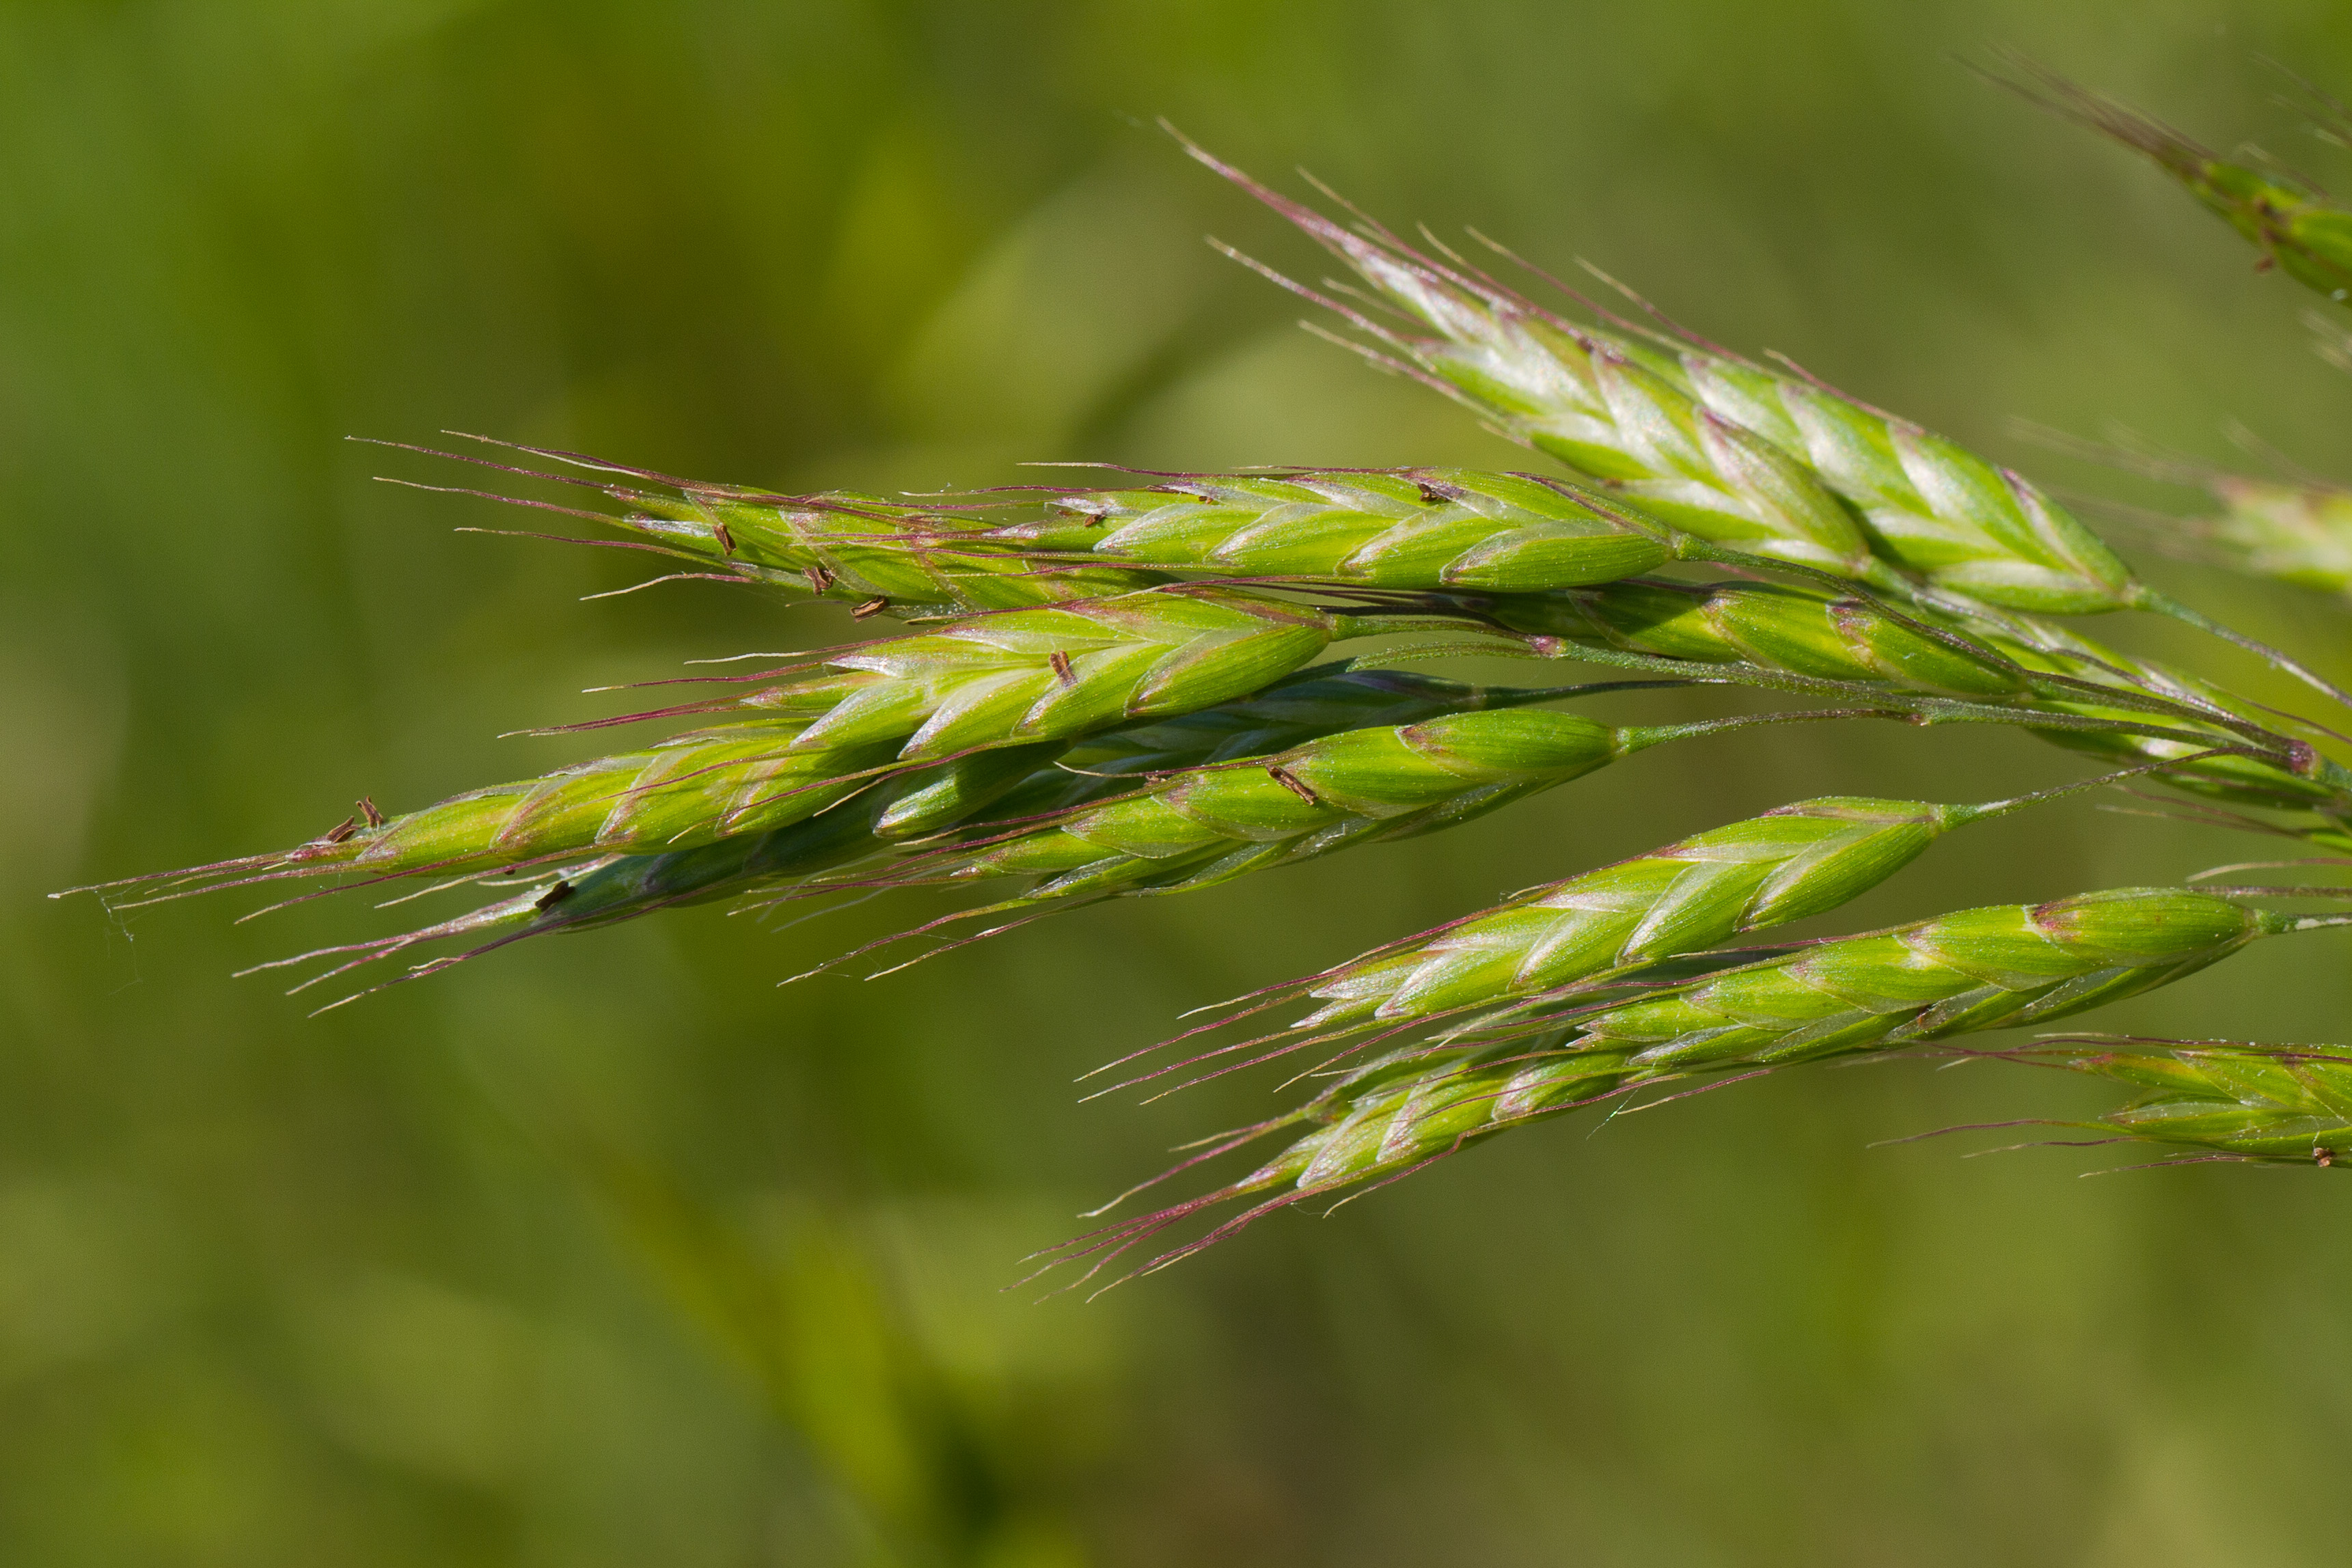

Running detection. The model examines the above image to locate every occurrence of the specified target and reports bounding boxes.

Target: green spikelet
[2168,475,2352,604]
[615,486,1166,616]
[1056,889,2288,1280]
[1489,579,2348,812]
[1553,888,2269,1070]
[1185,142,2146,612]
[1293,795,1966,1030]
[244,668,1568,996]
[1060,663,1557,768]
[965,665,1609,828]
[243,784,958,1006]
[758,586,1344,759]
[1489,579,2030,698]
[98,586,1349,903]
[891,708,1762,903]
[1996,60,2352,307]
[982,467,1673,589]
[1188,180,1878,581]
[2004,1036,2352,1164]
[412,438,1163,617]
[290,721,898,877]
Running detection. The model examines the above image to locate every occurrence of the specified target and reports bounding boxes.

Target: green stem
[2138,588,2352,713]
[1945,752,2254,825]
[1622,706,1914,751]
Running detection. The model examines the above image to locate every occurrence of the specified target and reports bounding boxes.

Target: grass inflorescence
[63,65,2352,1280]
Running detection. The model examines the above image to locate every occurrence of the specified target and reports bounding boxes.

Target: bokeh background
[9,2,2352,1563]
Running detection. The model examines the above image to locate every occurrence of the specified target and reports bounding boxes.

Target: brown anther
[534,879,574,911]
[2255,254,2278,273]
[713,521,737,554]
[1266,765,1318,804]
[805,561,836,594]
[1049,650,1075,687]
[356,795,385,828]
[2317,1146,2334,1168]
[851,597,890,620]
[321,816,357,844]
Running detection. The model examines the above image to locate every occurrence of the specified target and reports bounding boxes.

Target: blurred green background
[9,2,2352,1563]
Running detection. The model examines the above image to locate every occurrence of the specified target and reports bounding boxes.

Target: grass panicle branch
[1046,888,2295,1286]
[856,706,1904,909]
[1180,131,2352,710]
[222,668,1637,1004]
[1213,791,2057,1045]
[1484,580,2350,814]
[1175,134,2146,615]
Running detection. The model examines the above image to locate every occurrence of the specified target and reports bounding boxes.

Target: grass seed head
[2009,1038,2352,1163]
[985,467,1673,590]
[776,586,1341,759]
[1204,149,2145,612]
[1492,579,2029,698]
[1990,57,2352,307]
[1298,795,1959,1030]
[296,723,897,877]
[222,666,1591,996]
[912,707,1639,898]
[614,486,1165,616]
[2179,476,2352,603]
[1235,890,2272,1208]
[1496,579,2347,814]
